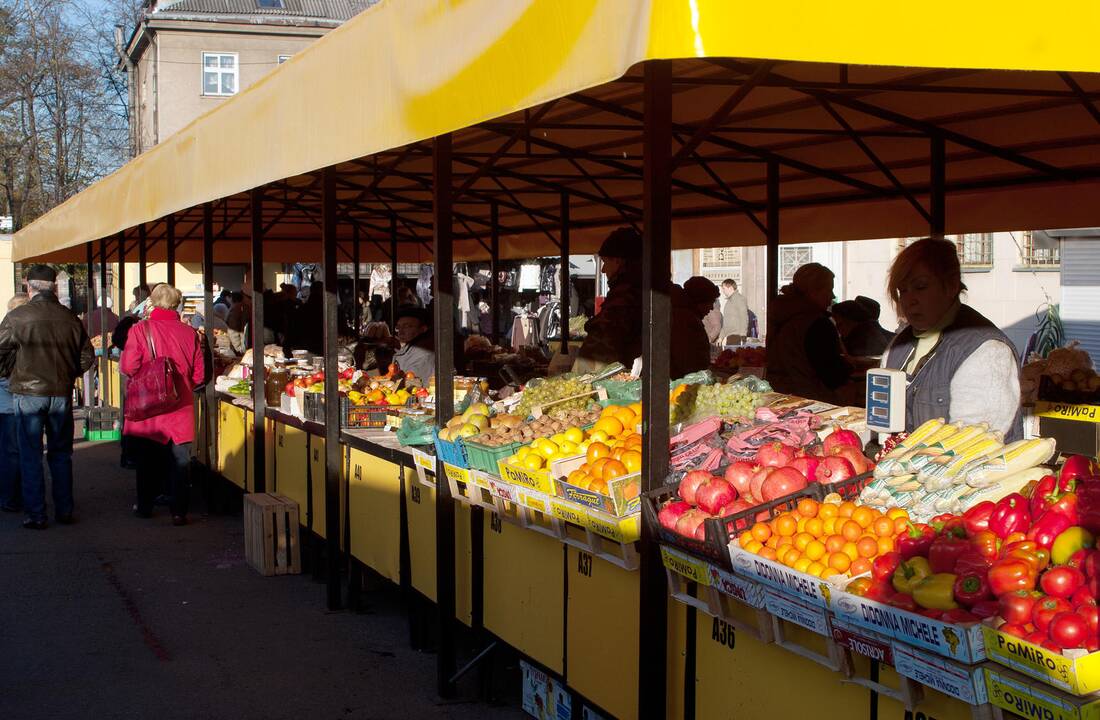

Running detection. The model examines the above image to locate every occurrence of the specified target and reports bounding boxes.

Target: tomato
[1041,566,1086,599]
[998,622,1029,638]
[1033,597,1073,632]
[1050,612,1089,649]
[1078,605,1100,634]
[1025,630,1049,646]
[1043,639,1066,653]
[1071,586,1097,608]
[999,590,1039,625]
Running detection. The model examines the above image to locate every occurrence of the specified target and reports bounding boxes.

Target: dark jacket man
[0,286,95,395]
[575,227,644,371]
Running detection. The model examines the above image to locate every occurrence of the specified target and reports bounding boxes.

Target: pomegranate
[815,456,855,485]
[717,498,753,516]
[1060,455,1100,488]
[788,456,821,483]
[750,466,774,502]
[676,509,711,539]
[830,445,873,474]
[678,470,712,505]
[824,427,862,455]
[696,477,737,515]
[760,467,808,501]
[658,500,692,531]
[723,461,759,498]
[755,442,797,468]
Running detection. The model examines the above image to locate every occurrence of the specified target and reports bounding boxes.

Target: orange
[876,536,895,555]
[793,532,814,552]
[841,542,860,562]
[796,498,820,518]
[781,547,802,567]
[601,459,628,481]
[750,522,771,543]
[586,442,610,464]
[796,516,809,533]
[851,506,876,529]
[886,508,910,521]
[610,447,626,461]
[818,503,839,520]
[590,458,611,479]
[589,478,608,494]
[824,535,846,553]
[629,402,642,416]
[776,536,793,549]
[850,558,872,577]
[840,520,863,542]
[745,540,764,554]
[759,547,777,561]
[621,450,642,473]
[567,469,587,486]
[739,531,754,548]
[873,516,896,538]
[793,556,812,573]
[827,552,852,573]
[857,536,879,559]
[804,540,827,561]
[821,517,838,535]
[765,535,780,549]
[774,514,797,537]
[613,407,638,428]
[894,517,912,535]
[806,561,826,577]
[593,417,624,438]
[804,517,824,538]
[625,436,643,450]
[837,501,857,518]
[820,567,841,580]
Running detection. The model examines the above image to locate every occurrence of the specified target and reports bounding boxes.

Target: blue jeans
[0,413,21,509]
[14,395,75,522]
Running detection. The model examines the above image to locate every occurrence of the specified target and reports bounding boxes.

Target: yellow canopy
[15,0,1100,263]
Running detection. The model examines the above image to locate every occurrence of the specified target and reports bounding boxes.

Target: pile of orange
[736,499,910,579]
[564,404,643,495]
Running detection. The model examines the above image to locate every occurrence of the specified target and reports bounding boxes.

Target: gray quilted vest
[884,304,1022,442]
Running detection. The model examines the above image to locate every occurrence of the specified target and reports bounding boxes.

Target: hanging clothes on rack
[368,265,392,302]
[510,309,540,351]
[539,263,559,295]
[455,271,476,331]
[416,265,434,307]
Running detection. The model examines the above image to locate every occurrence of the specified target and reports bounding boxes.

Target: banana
[964,438,1057,488]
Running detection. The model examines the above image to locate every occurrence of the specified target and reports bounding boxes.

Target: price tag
[442,463,471,484]
[549,498,589,528]
[660,546,711,586]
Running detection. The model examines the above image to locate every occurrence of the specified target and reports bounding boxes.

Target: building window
[698,246,743,286]
[277,55,292,64]
[950,233,993,267]
[1020,230,1061,267]
[257,0,285,8]
[202,53,238,96]
[779,245,813,283]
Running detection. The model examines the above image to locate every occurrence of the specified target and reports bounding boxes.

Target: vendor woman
[883,238,1022,441]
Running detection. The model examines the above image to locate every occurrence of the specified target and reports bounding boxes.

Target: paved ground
[0,434,525,720]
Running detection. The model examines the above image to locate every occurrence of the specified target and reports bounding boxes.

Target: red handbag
[124,322,185,421]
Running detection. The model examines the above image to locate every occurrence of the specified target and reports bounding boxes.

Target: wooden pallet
[244,493,302,576]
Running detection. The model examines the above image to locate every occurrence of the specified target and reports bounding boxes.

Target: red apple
[788,456,820,483]
[696,477,737,515]
[830,445,873,475]
[760,467,809,501]
[658,500,692,531]
[1061,455,1100,488]
[815,456,855,485]
[676,508,711,539]
[824,427,862,455]
[723,461,759,497]
[750,466,774,502]
[755,442,797,468]
[678,470,712,505]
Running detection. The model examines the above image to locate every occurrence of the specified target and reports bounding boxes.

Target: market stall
[15,2,1100,719]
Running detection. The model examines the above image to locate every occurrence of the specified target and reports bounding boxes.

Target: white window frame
[779,245,813,283]
[201,52,238,97]
[277,54,292,64]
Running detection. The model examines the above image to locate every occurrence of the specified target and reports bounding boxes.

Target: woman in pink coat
[120,284,206,525]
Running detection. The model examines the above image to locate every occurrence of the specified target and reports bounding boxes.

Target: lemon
[515,446,530,460]
[564,427,584,444]
[558,441,577,455]
[523,454,544,471]
[588,429,609,443]
[536,441,558,459]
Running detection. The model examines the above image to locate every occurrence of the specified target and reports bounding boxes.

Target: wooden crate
[244,493,302,576]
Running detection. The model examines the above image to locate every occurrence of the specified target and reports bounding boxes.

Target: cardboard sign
[661,546,712,586]
[707,565,766,609]
[728,545,830,607]
[764,587,830,636]
[831,626,894,666]
[442,462,471,485]
[892,643,987,706]
[1035,401,1100,423]
[984,666,1093,720]
[982,625,1100,695]
[585,510,639,544]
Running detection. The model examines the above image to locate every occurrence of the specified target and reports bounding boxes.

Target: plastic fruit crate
[463,436,523,474]
[433,430,469,469]
[344,397,415,429]
[84,427,122,442]
[818,470,874,501]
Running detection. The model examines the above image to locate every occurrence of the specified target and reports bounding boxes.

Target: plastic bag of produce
[397,416,435,447]
[726,374,772,394]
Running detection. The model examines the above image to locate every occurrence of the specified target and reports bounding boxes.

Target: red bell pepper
[1078,477,1100,535]
[929,534,969,573]
[990,493,1031,539]
[970,599,1001,619]
[872,552,901,583]
[887,593,918,612]
[953,571,992,607]
[1027,511,1074,549]
[962,501,996,536]
[988,559,1037,596]
[954,548,991,576]
[864,581,895,603]
[969,530,1001,563]
[930,513,965,536]
[897,522,936,560]
[941,608,979,625]
[917,608,944,620]
[1029,474,1058,518]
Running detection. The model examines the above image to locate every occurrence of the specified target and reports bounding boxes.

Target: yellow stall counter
[483,510,564,675]
[306,436,348,546]
[243,412,274,494]
[405,472,473,626]
[347,449,402,583]
[217,401,247,489]
[274,422,310,527]
[876,664,978,720]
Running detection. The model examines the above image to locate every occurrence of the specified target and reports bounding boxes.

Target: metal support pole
[99,237,110,408]
[765,159,780,341]
[389,216,398,330]
[138,223,147,292]
[433,133,457,699]
[166,215,176,286]
[489,203,500,346]
[352,225,361,335]
[321,168,343,611]
[117,233,126,319]
[638,59,671,720]
[202,204,216,471]
[84,242,94,408]
[250,187,267,493]
[559,192,570,355]
[930,136,946,239]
